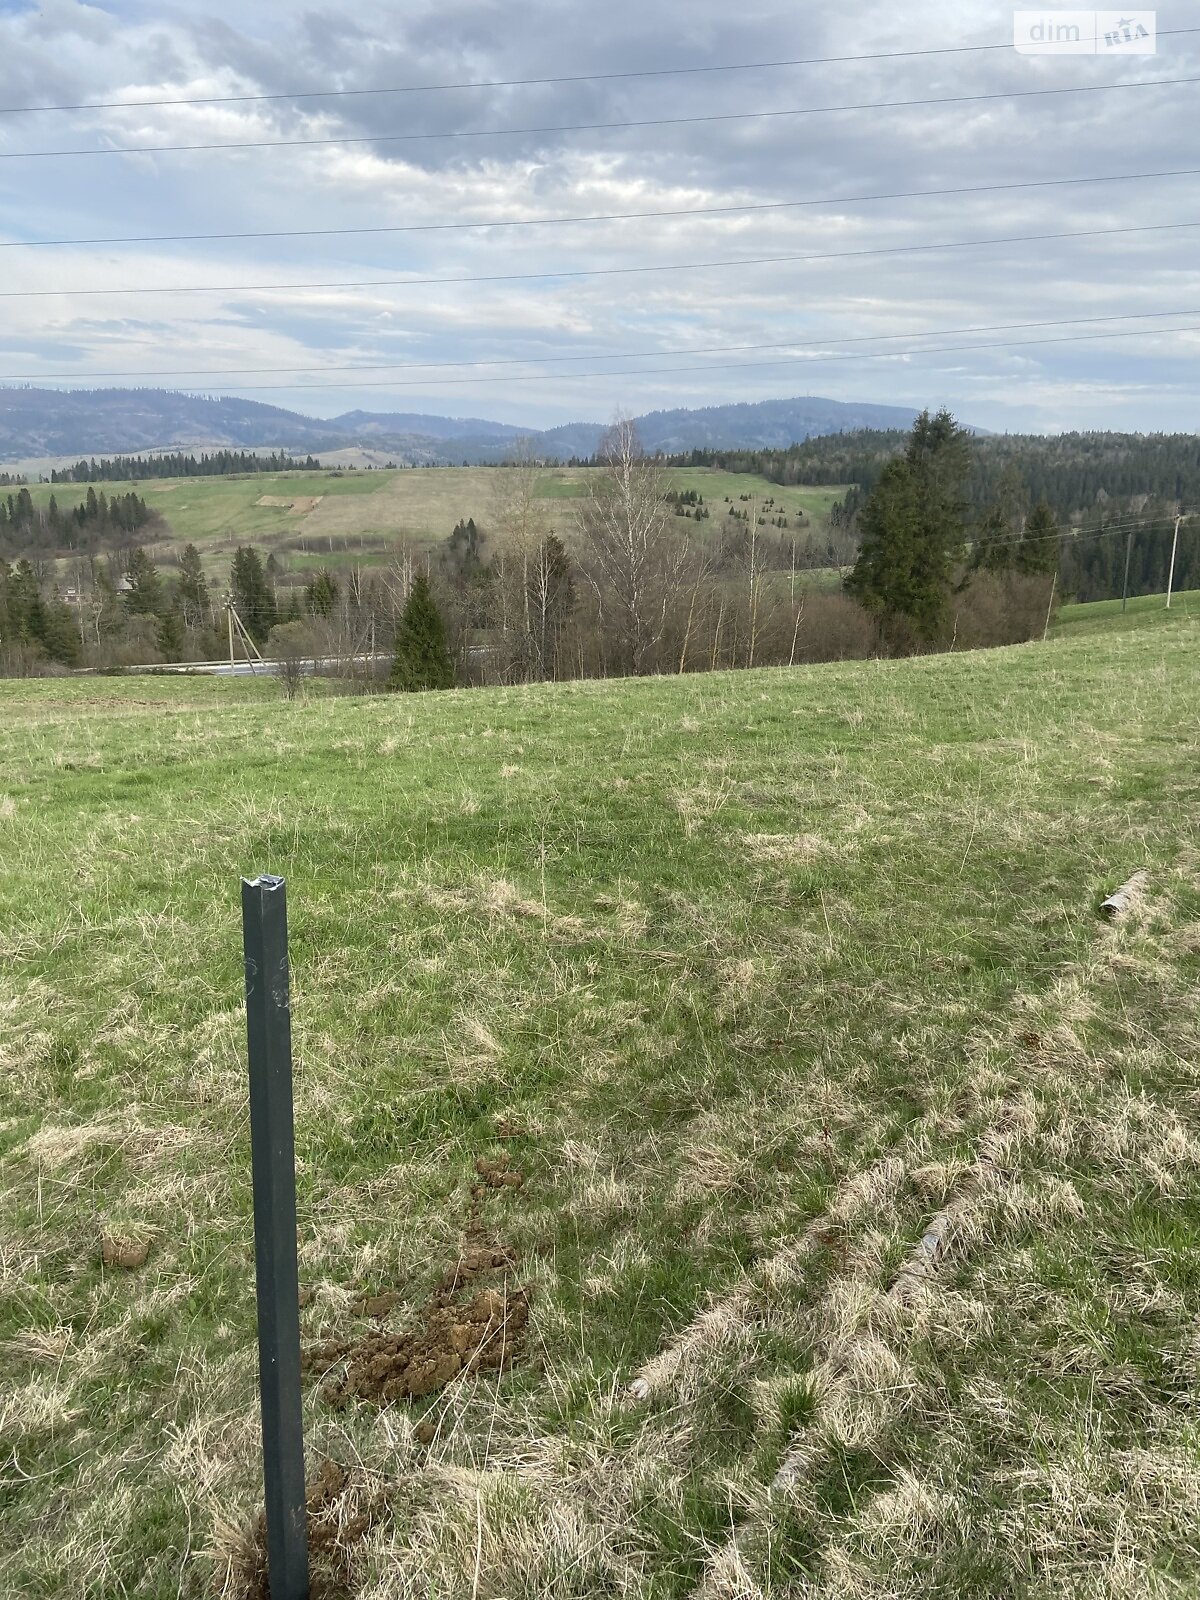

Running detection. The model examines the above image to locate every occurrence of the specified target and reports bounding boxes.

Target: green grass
[26,466,847,587]
[1053,587,1200,638]
[2,612,1199,1597]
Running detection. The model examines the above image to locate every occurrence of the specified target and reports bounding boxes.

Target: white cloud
[0,0,1197,429]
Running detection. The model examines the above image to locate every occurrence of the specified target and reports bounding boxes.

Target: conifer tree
[230,546,277,644]
[177,544,210,628]
[157,608,185,662]
[1016,501,1059,575]
[305,567,339,618]
[124,547,162,616]
[390,572,454,691]
[846,408,970,647]
[41,600,82,667]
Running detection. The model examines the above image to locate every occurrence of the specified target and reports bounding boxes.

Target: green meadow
[24,466,848,583]
[1,598,1198,1597]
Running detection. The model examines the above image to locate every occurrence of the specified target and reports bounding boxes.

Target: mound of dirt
[305,1244,528,1407]
[238,1458,388,1600]
[474,1152,524,1189]
[100,1233,150,1269]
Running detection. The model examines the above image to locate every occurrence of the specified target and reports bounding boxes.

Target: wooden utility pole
[1043,570,1058,641]
[1166,513,1184,608]
[1121,529,1133,613]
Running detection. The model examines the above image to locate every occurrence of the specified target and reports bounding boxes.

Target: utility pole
[1121,528,1133,614]
[1166,513,1184,608]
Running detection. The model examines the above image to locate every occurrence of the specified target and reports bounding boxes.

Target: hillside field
[2,607,1199,1598]
[23,466,848,581]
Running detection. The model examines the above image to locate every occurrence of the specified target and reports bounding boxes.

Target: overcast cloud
[0,0,1197,432]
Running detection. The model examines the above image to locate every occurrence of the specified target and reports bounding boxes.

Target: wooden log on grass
[1100,870,1148,920]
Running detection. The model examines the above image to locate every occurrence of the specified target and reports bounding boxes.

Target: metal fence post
[242,874,309,1600]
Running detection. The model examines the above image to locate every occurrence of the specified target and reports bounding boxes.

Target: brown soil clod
[306,1243,527,1408]
[307,1284,529,1407]
[100,1234,150,1270]
[413,1418,438,1445]
[238,1458,388,1600]
[475,1153,525,1189]
[351,1289,405,1320]
[494,1116,528,1139]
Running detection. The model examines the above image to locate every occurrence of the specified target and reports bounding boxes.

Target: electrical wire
[3,164,1196,250]
[1,75,1195,160]
[966,512,1187,549]
[7,320,1198,395]
[7,307,1199,384]
[2,218,1195,300]
[4,28,1198,116]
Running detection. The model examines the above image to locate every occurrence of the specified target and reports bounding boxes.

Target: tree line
[48,450,324,483]
[676,429,1200,512]
[0,486,157,555]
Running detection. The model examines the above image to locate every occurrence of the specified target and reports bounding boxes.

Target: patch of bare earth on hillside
[254,495,322,513]
[305,1245,528,1407]
[230,1458,389,1600]
[303,1155,530,1408]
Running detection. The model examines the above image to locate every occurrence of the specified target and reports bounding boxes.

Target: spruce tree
[42,600,82,667]
[305,567,339,618]
[157,608,185,662]
[845,408,970,647]
[390,573,454,691]
[1016,501,1059,575]
[8,559,45,644]
[124,547,162,615]
[177,544,210,628]
[230,546,277,644]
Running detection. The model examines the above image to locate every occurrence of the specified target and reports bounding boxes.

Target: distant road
[74,653,393,678]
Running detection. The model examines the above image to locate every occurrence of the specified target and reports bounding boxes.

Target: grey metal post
[242,874,309,1600]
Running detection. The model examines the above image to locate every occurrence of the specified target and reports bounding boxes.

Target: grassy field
[2,611,1199,1598]
[26,467,848,584]
[1053,586,1200,638]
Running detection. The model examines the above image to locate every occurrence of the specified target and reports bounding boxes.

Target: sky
[0,0,1198,433]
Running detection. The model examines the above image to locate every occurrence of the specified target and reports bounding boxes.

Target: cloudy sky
[0,0,1197,432]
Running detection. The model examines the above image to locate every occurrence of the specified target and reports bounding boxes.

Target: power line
[3,164,1196,250]
[4,28,1198,116]
[1,75,1195,161]
[972,513,1186,550]
[7,308,1199,384]
[8,320,1198,395]
[3,218,1195,300]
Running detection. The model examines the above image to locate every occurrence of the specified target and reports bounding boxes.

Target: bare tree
[579,416,687,676]
[526,532,576,680]
[490,441,547,680]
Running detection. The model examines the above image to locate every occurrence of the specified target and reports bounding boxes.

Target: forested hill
[678,430,1200,519]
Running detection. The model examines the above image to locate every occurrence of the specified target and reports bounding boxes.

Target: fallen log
[1100,869,1148,920]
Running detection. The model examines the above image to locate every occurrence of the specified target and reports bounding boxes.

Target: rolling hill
[0,386,929,467]
[1,600,1198,1596]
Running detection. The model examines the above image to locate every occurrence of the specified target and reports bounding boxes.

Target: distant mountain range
[0,386,939,467]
